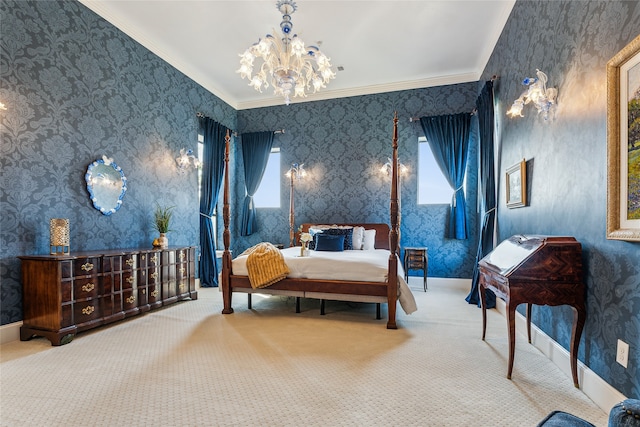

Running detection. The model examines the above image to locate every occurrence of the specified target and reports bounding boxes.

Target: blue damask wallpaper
[0,1,235,323]
[234,89,479,278]
[481,1,640,399]
[2,0,638,400]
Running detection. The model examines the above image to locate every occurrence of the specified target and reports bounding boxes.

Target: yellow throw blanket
[241,242,290,289]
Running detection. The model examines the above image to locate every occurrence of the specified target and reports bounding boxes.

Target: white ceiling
[78,0,515,110]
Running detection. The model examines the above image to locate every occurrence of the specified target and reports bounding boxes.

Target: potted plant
[152,203,174,248]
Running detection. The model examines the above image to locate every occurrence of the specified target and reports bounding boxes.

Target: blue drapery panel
[466,81,497,308]
[240,131,275,236]
[419,113,471,239]
[198,116,228,287]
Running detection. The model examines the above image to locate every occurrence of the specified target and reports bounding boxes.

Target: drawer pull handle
[150,272,158,280]
[179,252,185,261]
[179,284,186,292]
[81,283,95,292]
[126,295,136,304]
[151,290,159,298]
[82,305,95,315]
[141,255,146,260]
[150,255,158,264]
[126,277,135,284]
[125,259,135,267]
[81,262,94,272]
[141,289,146,294]
[179,267,185,275]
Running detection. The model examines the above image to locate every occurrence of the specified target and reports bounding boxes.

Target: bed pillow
[362,229,377,250]
[351,226,365,250]
[324,227,353,250]
[307,225,332,250]
[315,234,345,251]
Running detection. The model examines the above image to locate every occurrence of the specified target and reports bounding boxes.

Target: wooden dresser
[19,246,198,346]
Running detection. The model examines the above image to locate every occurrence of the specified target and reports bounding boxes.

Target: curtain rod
[408,108,477,123]
[407,75,497,122]
[196,112,284,135]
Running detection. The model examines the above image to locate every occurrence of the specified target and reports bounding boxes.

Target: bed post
[221,129,234,314]
[387,112,399,329]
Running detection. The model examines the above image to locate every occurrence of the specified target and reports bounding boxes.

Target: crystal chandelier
[237,0,336,105]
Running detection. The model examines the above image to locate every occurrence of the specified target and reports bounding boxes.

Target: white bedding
[232,247,417,314]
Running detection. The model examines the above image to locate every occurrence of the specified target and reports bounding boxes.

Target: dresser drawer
[122,289,137,311]
[73,300,101,324]
[73,257,100,276]
[74,277,99,300]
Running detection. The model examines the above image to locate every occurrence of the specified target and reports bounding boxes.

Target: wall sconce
[50,218,70,255]
[380,158,408,177]
[175,148,201,172]
[286,163,307,247]
[507,69,558,121]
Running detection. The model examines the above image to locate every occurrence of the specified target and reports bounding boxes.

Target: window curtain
[419,113,471,239]
[199,116,228,287]
[466,81,497,308]
[240,131,274,236]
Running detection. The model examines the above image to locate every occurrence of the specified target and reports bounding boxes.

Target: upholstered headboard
[299,223,390,250]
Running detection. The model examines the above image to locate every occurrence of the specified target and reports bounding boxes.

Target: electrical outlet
[616,339,629,368]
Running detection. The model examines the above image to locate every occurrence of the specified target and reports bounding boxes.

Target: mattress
[232,247,417,314]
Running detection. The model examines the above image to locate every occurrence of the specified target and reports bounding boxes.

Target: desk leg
[570,303,586,388]
[526,303,532,344]
[507,300,516,380]
[480,284,487,340]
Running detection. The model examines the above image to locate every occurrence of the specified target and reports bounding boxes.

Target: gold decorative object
[81,305,95,315]
[81,262,94,272]
[81,283,95,293]
[49,218,70,255]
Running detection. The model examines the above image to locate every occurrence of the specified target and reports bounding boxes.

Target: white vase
[158,233,168,249]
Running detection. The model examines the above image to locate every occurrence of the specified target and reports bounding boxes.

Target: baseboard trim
[493,298,626,413]
[1,321,22,345]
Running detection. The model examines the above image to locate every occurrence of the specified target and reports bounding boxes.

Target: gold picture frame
[607,34,640,241]
[506,159,527,209]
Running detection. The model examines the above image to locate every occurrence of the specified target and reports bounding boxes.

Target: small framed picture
[506,159,527,208]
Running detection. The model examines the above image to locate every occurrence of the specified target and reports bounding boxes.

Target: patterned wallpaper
[481,1,640,399]
[0,1,235,324]
[234,90,479,278]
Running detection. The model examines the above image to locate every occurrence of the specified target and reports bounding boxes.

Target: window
[253,147,281,208]
[418,136,453,204]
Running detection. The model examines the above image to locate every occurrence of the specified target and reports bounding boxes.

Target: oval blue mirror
[85,155,127,215]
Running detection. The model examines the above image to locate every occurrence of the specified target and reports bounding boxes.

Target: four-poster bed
[220,113,414,328]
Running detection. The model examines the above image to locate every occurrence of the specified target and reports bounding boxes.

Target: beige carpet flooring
[0,279,608,427]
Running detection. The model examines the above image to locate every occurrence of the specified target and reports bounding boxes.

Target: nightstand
[403,247,428,291]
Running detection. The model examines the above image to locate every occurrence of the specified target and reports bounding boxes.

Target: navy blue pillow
[324,227,353,250]
[315,234,345,251]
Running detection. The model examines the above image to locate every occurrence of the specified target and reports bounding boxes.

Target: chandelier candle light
[237,0,336,105]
